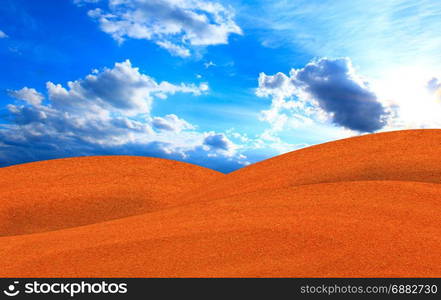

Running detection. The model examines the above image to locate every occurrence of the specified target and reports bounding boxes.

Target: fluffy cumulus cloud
[257,57,390,133]
[8,87,44,106]
[203,132,230,150]
[0,60,247,172]
[203,132,232,150]
[45,60,205,116]
[85,0,242,57]
[0,30,7,38]
[202,132,239,158]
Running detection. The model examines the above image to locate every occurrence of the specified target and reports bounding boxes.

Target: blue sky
[1,0,441,172]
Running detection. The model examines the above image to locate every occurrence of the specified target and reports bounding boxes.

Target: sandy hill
[0,156,222,236]
[182,129,441,203]
[0,129,440,277]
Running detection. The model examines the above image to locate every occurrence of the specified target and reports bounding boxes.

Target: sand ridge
[0,156,223,236]
[181,129,441,203]
[0,129,440,277]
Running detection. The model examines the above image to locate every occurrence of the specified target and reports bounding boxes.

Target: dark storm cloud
[257,57,390,133]
[292,58,388,132]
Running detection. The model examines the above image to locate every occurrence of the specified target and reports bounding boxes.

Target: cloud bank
[0,60,247,172]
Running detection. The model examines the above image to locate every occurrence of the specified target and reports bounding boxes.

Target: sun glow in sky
[1,0,441,172]
[372,66,441,129]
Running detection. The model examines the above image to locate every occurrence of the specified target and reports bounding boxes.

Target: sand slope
[0,130,440,277]
[182,129,441,203]
[0,181,440,277]
[0,156,222,236]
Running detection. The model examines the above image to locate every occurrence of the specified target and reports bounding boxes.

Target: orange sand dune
[183,129,441,203]
[0,156,222,236]
[0,129,440,277]
[0,181,440,277]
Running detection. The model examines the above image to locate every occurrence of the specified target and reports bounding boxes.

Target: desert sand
[0,129,440,277]
[0,156,222,236]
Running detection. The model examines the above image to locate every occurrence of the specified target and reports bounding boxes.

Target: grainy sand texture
[1,130,440,277]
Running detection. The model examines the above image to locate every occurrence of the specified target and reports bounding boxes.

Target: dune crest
[1,129,441,277]
[0,156,222,236]
[182,129,441,203]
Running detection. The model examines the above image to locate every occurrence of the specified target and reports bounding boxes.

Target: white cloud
[199,82,209,92]
[45,60,205,116]
[85,0,242,57]
[1,60,245,172]
[8,87,44,106]
[203,131,237,157]
[155,40,190,57]
[0,30,8,38]
[204,61,216,68]
[152,114,194,132]
[73,0,101,6]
